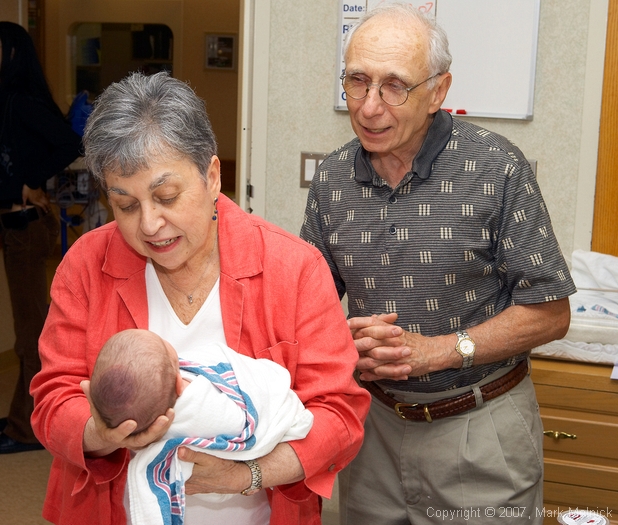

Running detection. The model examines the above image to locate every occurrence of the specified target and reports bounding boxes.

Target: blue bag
[67,90,93,137]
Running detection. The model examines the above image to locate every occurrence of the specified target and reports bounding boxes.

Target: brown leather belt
[361,360,529,423]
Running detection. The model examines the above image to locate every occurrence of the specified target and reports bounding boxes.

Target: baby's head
[90,329,180,434]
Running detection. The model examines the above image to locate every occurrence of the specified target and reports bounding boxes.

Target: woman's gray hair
[343,4,452,87]
[83,71,217,187]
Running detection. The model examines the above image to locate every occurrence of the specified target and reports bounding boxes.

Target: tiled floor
[0,363,53,525]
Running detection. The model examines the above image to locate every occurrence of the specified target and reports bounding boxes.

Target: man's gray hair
[343,4,452,86]
[83,71,217,187]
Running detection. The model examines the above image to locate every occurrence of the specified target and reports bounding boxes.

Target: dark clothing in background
[0,89,81,444]
[0,91,82,208]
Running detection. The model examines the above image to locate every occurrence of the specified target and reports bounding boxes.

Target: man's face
[344,16,448,164]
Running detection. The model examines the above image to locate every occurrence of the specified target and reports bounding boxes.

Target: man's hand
[348,313,413,381]
[349,299,573,382]
[348,313,452,381]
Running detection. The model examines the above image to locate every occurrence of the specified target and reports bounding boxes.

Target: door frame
[591,0,618,256]
[573,0,609,253]
[236,0,269,216]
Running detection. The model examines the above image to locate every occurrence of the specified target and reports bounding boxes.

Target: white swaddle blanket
[127,342,314,525]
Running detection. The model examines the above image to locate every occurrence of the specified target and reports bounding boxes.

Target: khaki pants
[339,375,544,525]
[2,212,58,443]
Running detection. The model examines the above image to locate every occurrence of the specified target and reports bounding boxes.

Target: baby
[89,329,314,525]
[90,328,184,435]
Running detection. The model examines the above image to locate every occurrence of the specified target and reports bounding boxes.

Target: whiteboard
[335,0,540,120]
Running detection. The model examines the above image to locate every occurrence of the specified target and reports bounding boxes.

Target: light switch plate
[300,152,329,188]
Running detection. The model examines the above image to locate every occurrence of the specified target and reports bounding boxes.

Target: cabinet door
[540,409,618,460]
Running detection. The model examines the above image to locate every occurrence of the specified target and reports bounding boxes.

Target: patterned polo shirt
[300,109,576,393]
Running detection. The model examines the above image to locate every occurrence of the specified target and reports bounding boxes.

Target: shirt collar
[354,109,453,185]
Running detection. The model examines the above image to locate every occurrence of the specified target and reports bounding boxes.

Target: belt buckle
[394,402,417,420]
[394,402,433,423]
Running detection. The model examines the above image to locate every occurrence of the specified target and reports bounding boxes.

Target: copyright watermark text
[426,506,613,521]
[427,506,528,521]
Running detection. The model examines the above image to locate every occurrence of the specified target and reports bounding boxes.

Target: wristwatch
[455,330,476,369]
[240,459,262,496]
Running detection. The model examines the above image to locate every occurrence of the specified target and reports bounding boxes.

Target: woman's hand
[179,442,304,495]
[178,448,250,495]
[80,380,174,456]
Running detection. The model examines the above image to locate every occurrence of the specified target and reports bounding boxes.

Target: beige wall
[0,1,24,24]
[261,0,605,264]
[43,0,239,160]
[183,1,239,161]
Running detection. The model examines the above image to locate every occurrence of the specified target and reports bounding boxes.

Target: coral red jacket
[31,195,370,525]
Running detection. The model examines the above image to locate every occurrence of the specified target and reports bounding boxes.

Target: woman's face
[105,155,221,272]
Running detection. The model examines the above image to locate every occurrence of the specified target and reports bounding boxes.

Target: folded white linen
[569,250,618,318]
[532,339,618,365]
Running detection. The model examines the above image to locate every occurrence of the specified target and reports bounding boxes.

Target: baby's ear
[175,373,185,396]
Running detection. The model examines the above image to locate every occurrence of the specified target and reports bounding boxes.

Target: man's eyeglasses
[340,73,439,107]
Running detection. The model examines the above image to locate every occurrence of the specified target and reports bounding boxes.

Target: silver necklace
[160,235,218,305]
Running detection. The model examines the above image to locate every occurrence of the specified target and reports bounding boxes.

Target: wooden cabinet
[530,358,618,525]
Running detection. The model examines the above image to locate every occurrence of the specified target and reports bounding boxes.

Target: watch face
[459,339,475,356]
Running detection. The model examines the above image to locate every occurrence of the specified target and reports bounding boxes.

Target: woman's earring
[212,197,219,221]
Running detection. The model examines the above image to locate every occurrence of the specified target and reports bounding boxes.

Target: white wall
[259,0,607,261]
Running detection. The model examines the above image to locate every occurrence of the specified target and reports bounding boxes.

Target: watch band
[240,459,262,496]
[455,330,475,369]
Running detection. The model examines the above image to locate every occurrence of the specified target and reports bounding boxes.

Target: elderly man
[300,5,575,525]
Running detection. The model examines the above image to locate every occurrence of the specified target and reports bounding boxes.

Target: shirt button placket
[388,194,397,235]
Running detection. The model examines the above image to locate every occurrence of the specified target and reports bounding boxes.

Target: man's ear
[429,72,452,113]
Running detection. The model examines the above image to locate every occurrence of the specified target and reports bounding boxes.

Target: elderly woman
[30,72,370,525]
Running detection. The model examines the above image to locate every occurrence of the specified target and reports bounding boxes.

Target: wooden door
[592,0,618,256]
[27,0,45,65]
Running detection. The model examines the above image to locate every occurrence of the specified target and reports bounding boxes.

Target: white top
[122,261,271,525]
